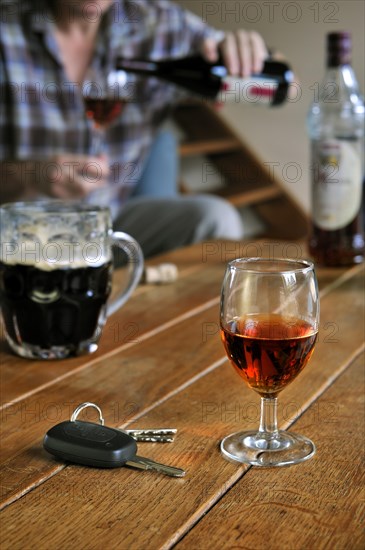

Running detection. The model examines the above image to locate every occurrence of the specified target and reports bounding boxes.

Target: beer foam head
[0,201,112,269]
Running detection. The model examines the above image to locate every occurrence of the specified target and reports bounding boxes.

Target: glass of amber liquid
[82,67,130,156]
[82,67,130,205]
[220,258,319,467]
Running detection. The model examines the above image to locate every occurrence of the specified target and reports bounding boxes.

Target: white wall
[177,0,365,212]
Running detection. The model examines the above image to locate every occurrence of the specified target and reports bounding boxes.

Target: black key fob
[43,421,137,468]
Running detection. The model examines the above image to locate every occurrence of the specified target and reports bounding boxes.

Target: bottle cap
[327,32,352,67]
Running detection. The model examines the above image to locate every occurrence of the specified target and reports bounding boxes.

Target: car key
[43,421,186,477]
[70,402,177,443]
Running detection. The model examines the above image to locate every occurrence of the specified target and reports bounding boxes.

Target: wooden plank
[179,138,240,157]
[0,344,363,549]
[0,265,363,534]
[176,352,365,550]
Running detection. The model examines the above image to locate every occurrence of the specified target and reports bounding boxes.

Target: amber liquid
[221,314,317,398]
[84,97,125,127]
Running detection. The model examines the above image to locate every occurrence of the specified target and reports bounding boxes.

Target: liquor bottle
[116,55,294,106]
[307,32,364,266]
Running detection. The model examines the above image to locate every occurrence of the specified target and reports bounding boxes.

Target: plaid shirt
[0,0,222,211]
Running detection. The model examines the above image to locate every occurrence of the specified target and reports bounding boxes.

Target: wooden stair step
[179,138,240,157]
[216,185,283,207]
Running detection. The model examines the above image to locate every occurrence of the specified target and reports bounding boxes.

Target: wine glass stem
[259,397,279,438]
[90,125,106,157]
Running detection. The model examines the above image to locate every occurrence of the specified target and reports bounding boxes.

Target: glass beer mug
[0,201,144,359]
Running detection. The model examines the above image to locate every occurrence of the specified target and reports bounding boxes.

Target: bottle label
[312,139,363,230]
[219,76,277,105]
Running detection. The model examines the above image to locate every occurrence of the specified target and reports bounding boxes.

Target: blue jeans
[131,130,179,198]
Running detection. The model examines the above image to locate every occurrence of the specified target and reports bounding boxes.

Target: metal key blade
[125,455,186,477]
[128,435,175,443]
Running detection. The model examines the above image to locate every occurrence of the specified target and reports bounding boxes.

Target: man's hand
[202,30,268,77]
[37,154,110,199]
[0,154,110,203]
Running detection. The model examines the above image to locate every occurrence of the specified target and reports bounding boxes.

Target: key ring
[70,402,105,425]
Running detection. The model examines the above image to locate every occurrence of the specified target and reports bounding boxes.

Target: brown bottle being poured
[307,32,364,266]
[116,55,294,106]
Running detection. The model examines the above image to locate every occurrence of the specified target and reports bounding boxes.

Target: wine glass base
[221,430,316,467]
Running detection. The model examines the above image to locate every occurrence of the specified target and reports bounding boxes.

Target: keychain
[43,402,185,477]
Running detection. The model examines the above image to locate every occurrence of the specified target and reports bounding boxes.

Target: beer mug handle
[107,231,144,316]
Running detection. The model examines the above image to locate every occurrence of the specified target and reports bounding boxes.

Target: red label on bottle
[220,77,277,105]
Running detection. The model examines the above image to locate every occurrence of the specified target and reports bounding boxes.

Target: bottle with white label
[116,56,294,106]
[307,31,364,266]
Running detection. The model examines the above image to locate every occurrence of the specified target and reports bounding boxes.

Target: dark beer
[0,261,112,351]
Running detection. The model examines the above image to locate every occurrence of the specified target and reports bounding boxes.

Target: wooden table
[1,240,364,550]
